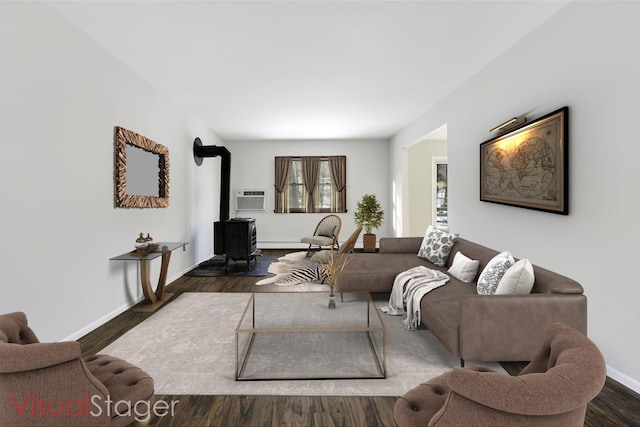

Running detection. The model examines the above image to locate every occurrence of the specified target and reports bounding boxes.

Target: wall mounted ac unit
[235,189,267,211]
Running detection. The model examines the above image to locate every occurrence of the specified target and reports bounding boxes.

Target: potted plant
[354,194,384,252]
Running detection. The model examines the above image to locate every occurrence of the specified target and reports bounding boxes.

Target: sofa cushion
[417,226,458,267]
[495,259,535,294]
[447,252,480,283]
[477,250,514,295]
[380,237,423,254]
[445,238,500,271]
[335,254,439,292]
[421,280,477,355]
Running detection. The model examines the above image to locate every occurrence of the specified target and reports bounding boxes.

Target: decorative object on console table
[132,243,159,257]
[480,107,568,215]
[110,241,188,312]
[135,232,148,248]
[316,247,354,308]
[133,232,157,254]
[354,193,384,252]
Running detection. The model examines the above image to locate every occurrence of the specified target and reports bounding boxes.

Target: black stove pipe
[193,137,231,222]
[194,138,231,255]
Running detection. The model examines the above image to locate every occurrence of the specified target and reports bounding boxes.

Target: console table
[110,242,187,312]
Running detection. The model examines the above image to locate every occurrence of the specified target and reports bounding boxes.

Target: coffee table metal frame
[235,291,386,381]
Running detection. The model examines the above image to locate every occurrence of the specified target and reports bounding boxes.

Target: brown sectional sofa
[335,236,587,363]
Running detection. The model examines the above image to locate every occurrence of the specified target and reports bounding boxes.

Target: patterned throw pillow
[477,250,515,295]
[417,226,459,267]
[418,225,434,254]
[494,259,535,294]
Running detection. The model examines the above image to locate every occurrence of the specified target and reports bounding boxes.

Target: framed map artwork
[480,107,568,215]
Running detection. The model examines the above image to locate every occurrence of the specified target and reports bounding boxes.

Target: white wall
[391,1,640,392]
[226,139,391,248]
[0,2,221,341]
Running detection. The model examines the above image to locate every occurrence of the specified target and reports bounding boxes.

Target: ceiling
[48,1,569,141]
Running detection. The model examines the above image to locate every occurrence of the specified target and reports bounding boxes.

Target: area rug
[255,251,324,286]
[99,292,506,396]
[185,255,275,277]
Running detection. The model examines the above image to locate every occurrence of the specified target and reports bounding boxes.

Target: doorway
[405,125,447,236]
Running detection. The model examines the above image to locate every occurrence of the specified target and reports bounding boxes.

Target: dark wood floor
[79,250,640,427]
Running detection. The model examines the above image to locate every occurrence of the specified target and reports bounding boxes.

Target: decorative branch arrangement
[316,248,355,294]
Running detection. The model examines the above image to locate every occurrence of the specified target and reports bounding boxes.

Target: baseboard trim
[63,299,141,341]
[258,240,364,250]
[258,241,308,249]
[607,364,640,395]
[63,263,200,342]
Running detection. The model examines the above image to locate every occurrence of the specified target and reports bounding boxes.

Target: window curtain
[329,156,347,213]
[301,157,320,213]
[274,156,291,213]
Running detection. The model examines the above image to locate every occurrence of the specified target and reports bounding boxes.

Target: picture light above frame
[114,126,170,208]
[480,107,569,215]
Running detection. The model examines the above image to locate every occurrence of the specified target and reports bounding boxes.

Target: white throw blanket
[380,266,450,331]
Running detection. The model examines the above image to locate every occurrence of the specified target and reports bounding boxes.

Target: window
[274,156,346,213]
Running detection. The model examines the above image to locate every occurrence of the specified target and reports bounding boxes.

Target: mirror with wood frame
[114,126,169,208]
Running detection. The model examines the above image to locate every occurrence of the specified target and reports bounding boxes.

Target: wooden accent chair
[338,225,362,255]
[0,312,154,427]
[300,214,342,257]
[394,323,606,427]
[311,226,362,263]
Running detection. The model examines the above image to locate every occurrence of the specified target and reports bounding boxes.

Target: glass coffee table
[236,292,386,381]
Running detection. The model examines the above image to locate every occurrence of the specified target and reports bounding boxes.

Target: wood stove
[194,138,260,270]
[214,218,258,270]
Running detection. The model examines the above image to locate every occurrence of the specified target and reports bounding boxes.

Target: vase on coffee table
[328,288,337,309]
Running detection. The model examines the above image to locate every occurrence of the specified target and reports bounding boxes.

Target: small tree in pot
[354,194,384,252]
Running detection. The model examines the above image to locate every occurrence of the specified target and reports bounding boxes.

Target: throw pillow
[316,224,336,238]
[417,226,459,267]
[477,250,514,295]
[447,251,480,283]
[494,259,535,294]
[417,225,434,256]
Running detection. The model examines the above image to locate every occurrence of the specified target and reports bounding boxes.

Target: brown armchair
[394,323,606,427]
[0,312,154,427]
